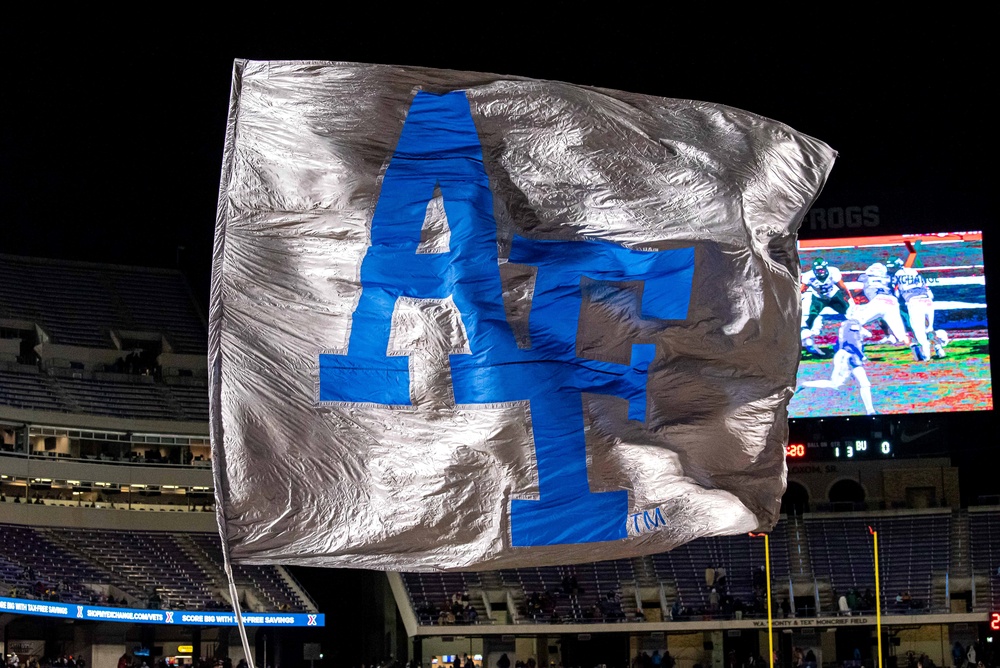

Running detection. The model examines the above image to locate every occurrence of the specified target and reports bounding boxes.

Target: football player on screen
[800,318,876,415]
[800,257,855,357]
[889,257,948,360]
[852,262,912,350]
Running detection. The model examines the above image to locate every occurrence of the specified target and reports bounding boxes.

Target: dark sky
[2,16,993,290]
[1,17,995,445]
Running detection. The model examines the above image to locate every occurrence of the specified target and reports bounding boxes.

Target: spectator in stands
[862,588,875,612]
[708,588,720,611]
[732,597,745,619]
[714,565,727,591]
[952,642,964,668]
[838,593,851,615]
[846,588,859,611]
[464,603,478,623]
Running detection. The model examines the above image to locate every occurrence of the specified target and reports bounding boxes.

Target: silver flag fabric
[210,60,836,571]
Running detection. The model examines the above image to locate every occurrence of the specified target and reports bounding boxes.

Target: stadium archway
[781,481,810,515]
[828,479,865,510]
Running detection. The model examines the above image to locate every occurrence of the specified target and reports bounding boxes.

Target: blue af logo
[320,91,694,546]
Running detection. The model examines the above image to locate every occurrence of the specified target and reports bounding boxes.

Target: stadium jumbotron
[2,251,998,668]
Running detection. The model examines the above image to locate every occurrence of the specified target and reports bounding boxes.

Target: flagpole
[870,526,883,668]
[751,533,774,668]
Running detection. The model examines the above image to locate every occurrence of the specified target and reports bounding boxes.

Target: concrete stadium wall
[0,499,217,531]
[0,452,213,487]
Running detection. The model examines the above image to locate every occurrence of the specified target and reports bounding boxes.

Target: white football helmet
[866,262,888,277]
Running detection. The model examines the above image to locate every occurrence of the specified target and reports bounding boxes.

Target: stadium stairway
[786,514,813,581]
[658,578,679,619]
[178,534,317,613]
[631,555,663,618]
[475,570,506,621]
[47,373,84,413]
[173,533,230,605]
[632,555,660,589]
[946,509,971,610]
[275,568,317,613]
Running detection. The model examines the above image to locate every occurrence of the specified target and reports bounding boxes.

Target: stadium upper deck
[0,253,324,648]
[0,254,209,431]
[0,254,206,355]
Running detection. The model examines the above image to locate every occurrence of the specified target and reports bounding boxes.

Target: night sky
[3,17,994,287]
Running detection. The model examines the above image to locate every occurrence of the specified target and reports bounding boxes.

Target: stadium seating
[803,510,950,613]
[0,524,315,613]
[402,571,486,624]
[0,369,68,413]
[0,367,208,423]
[652,524,790,616]
[0,255,206,355]
[397,509,965,625]
[968,507,1000,611]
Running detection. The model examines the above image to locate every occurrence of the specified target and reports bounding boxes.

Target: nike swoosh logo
[899,428,937,443]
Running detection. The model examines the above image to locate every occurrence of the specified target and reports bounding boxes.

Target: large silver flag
[210,60,835,570]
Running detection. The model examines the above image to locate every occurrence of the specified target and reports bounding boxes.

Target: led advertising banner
[0,597,324,626]
[789,232,992,418]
